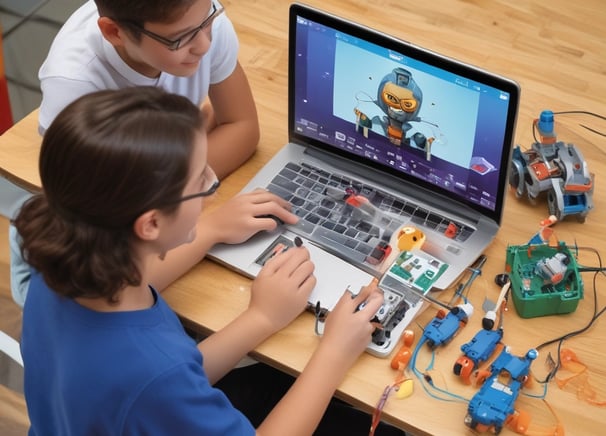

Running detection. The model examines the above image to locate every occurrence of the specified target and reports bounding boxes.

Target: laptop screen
[288,5,519,224]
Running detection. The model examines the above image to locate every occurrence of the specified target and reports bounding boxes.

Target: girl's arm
[198,246,316,383]
[148,189,298,292]
[200,261,383,436]
[256,286,383,436]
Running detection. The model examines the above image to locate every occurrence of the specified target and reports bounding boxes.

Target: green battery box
[505,242,583,318]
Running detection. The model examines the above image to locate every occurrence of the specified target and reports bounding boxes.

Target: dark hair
[94,0,197,33]
[13,87,204,303]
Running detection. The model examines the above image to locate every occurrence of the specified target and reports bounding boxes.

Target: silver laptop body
[209,3,519,356]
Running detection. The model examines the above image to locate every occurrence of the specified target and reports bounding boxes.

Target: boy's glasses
[122,0,224,51]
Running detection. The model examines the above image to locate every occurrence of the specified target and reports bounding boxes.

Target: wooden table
[1,1,604,434]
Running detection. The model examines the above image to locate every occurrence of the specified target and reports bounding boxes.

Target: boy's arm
[206,62,260,180]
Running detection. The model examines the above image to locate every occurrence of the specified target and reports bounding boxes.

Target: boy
[38,0,258,179]
[10,0,271,306]
[15,87,400,435]
[39,0,259,179]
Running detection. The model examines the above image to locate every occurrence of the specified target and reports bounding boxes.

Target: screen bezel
[288,3,520,225]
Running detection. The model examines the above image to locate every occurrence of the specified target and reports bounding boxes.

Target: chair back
[0,330,22,367]
[0,329,29,434]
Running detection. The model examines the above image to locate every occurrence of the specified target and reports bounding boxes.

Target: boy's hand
[249,245,316,332]
[203,189,298,245]
[320,281,384,368]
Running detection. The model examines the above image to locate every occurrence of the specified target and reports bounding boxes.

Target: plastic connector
[456,302,474,319]
[537,110,556,144]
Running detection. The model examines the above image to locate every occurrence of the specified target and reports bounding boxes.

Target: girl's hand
[202,189,298,245]
[248,245,316,332]
[320,281,384,367]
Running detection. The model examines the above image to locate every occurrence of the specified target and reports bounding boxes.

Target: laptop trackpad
[209,230,375,312]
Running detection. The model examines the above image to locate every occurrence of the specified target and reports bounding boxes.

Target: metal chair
[0,329,29,434]
[0,330,22,368]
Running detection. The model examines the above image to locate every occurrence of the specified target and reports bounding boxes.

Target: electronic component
[506,242,583,318]
[535,252,569,284]
[509,110,594,222]
[422,303,473,349]
[465,348,538,434]
[454,328,503,384]
[366,240,392,265]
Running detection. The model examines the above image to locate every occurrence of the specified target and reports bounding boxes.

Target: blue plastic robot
[422,303,473,349]
[465,348,538,434]
[509,110,594,222]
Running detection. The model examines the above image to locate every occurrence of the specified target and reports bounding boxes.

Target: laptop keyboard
[266,162,475,269]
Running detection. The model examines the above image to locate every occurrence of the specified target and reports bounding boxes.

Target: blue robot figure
[355,68,436,159]
[422,303,474,349]
[465,348,538,434]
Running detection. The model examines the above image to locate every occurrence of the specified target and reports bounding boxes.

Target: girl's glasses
[167,166,220,205]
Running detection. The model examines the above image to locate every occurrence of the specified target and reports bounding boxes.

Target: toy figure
[396,226,426,251]
[354,68,438,160]
[509,110,594,222]
[423,303,474,349]
[465,348,538,434]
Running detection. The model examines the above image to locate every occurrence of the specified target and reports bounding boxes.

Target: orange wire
[369,374,409,436]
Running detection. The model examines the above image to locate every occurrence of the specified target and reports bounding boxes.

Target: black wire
[554,110,606,138]
[533,246,606,383]
[531,120,538,145]
[579,267,606,272]
[580,124,606,137]
[552,110,606,121]
[529,109,606,145]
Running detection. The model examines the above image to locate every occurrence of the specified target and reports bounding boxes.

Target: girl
[14,87,396,435]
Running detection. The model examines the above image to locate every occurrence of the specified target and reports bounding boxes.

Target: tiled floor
[2,0,85,123]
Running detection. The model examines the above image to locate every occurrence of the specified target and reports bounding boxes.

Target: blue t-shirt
[21,272,255,435]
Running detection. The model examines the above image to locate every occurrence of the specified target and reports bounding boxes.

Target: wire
[448,255,487,306]
[408,334,469,403]
[520,379,549,400]
[578,266,606,272]
[369,375,409,436]
[533,246,606,383]
[580,124,606,137]
[552,110,606,121]
[530,109,606,144]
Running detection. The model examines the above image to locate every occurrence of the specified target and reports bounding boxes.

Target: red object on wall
[0,29,14,135]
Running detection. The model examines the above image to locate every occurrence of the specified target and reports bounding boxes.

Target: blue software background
[333,41,479,169]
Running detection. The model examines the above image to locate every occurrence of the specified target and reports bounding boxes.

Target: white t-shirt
[38,0,239,133]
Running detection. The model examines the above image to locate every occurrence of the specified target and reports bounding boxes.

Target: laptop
[209,3,519,356]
